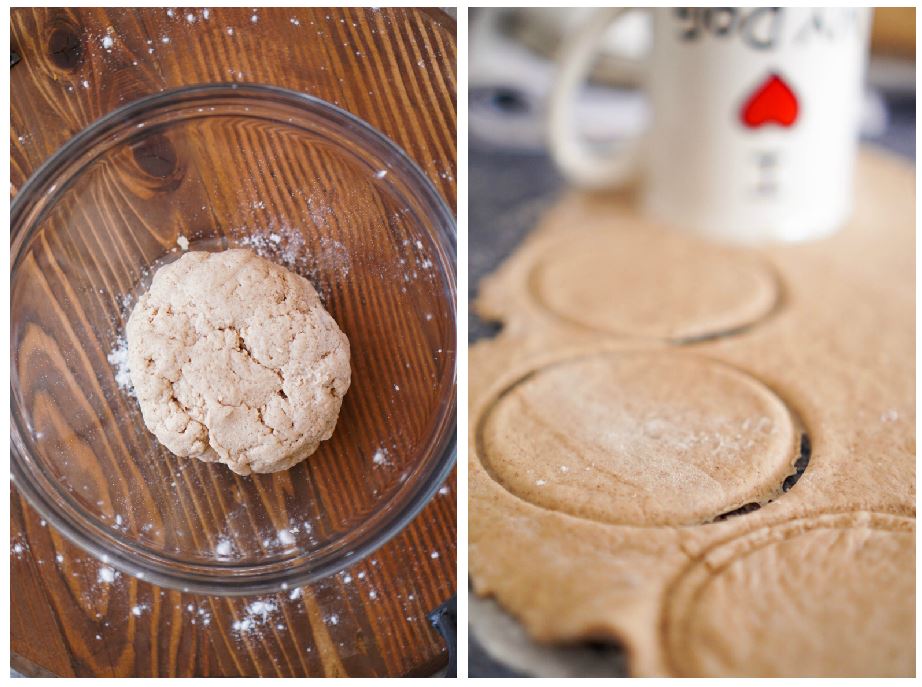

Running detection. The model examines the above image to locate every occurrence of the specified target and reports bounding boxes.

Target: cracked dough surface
[127,249,351,475]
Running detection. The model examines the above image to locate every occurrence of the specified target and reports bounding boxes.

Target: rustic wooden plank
[10,7,456,677]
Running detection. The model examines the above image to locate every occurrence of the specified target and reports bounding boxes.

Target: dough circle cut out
[529,232,779,340]
[477,351,798,526]
[663,512,915,677]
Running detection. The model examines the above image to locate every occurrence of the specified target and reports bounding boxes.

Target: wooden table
[10,7,456,677]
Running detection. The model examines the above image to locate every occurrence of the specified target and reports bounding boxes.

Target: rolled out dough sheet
[469,149,915,677]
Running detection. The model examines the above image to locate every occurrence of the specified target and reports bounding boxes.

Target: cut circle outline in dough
[475,350,806,527]
[526,233,781,342]
[661,511,916,677]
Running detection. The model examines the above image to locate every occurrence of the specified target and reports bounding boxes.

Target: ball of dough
[126,249,351,475]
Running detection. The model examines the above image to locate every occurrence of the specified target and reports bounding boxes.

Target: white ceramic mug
[549,7,871,242]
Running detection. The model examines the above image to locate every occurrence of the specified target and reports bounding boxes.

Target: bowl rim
[10,82,457,595]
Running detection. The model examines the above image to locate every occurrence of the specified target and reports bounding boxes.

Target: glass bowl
[11,83,456,595]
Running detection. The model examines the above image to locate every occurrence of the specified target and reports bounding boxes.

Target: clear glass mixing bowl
[11,83,456,595]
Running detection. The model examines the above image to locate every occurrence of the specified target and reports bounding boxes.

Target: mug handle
[548,7,650,189]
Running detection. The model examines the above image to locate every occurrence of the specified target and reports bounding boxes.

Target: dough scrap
[127,249,351,475]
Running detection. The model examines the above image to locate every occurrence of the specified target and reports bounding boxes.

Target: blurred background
[468,6,915,677]
[469,6,915,340]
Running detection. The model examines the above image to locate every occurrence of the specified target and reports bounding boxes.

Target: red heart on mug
[740,73,799,128]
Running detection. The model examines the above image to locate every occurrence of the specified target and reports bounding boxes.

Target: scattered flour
[215,538,233,557]
[232,599,278,635]
[176,234,189,250]
[97,566,117,584]
[233,618,255,632]
[248,601,276,618]
[108,336,134,396]
[372,448,389,466]
[235,220,353,291]
[277,529,296,546]
[101,36,114,50]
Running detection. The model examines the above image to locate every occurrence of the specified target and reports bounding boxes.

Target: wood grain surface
[10,7,456,678]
